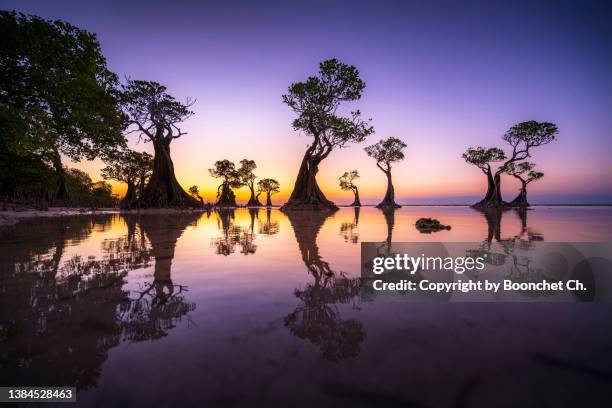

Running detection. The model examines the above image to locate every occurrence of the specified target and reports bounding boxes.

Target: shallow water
[1,206,611,407]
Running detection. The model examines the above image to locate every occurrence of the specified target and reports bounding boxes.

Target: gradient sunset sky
[4,0,612,204]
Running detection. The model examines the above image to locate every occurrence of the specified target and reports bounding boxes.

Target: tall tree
[257,178,280,207]
[238,159,262,206]
[188,185,204,206]
[339,170,361,207]
[209,160,243,207]
[504,162,544,207]
[121,79,198,207]
[281,59,374,211]
[101,150,153,208]
[365,137,406,208]
[466,121,557,208]
[0,11,126,203]
[462,147,506,207]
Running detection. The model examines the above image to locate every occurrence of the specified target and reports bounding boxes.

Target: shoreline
[1,203,611,227]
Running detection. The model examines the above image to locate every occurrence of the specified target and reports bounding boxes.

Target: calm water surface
[1,206,611,407]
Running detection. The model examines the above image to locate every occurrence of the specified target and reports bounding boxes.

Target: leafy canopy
[282,59,374,159]
[504,162,544,184]
[257,178,280,195]
[209,160,243,188]
[503,121,558,153]
[0,10,125,160]
[339,170,359,191]
[121,79,194,144]
[101,149,153,184]
[364,137,407,172]
[462,147,506,172]
[238,159,257,187]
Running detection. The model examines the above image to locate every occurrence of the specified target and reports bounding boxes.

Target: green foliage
[364,137,407,171]
[257,178,280,195]
[505,162,544,184]
[462,147,506,171]
[502,121,558,151]
[282,59,374,157]
[0,11,125,205]
[339,170,359,191]
[0,10,126,161]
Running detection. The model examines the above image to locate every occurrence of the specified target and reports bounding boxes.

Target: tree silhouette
[121,79,199,207]
[365,137,406,208]
[466,121,557,208]
[0,11,126,204]
[257,178,280,207]
[101,150,153,208]
[504,162,544,207]
[462,147,506,207]
[238,159,262,206]
[281,59,374,211]
[188,185,204,206]
[339,170,361,207]
[209,160,243,207]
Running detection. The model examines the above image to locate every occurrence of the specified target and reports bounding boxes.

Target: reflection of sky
[6,0,612,204]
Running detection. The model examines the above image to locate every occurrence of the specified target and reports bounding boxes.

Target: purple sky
[4,0,612,204]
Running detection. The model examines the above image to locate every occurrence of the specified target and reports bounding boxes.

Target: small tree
[188,185,204,206]
[257,178,280,207]
[238,159,262,206]
[462,147,506,207]
[281,59,374,211]
[101,150,153,208]
[209,160,243,207]
[365,137,406,208]
[121,79,198,207]
[504,162,543,207]
[339,170,361,206]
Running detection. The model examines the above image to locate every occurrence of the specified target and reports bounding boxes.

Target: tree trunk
[377,170,400,208]
[247,185,262,206]
[473,171,506,208]
[217,181,237,207]
[52,147,69,204]
[508,179,529,207]
[350,188,361,207]
[281,154,338,211]
[121,180,136,209]
[139,140,199,207]
[266,192,273,207]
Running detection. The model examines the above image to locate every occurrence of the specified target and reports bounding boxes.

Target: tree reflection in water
[339,206,360,244]
[0,213,197,388]
[284,211,364,361]
[258,208,279,236]
[467,208,552,296]
[117,214,198,341]
[212,208,257,255]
